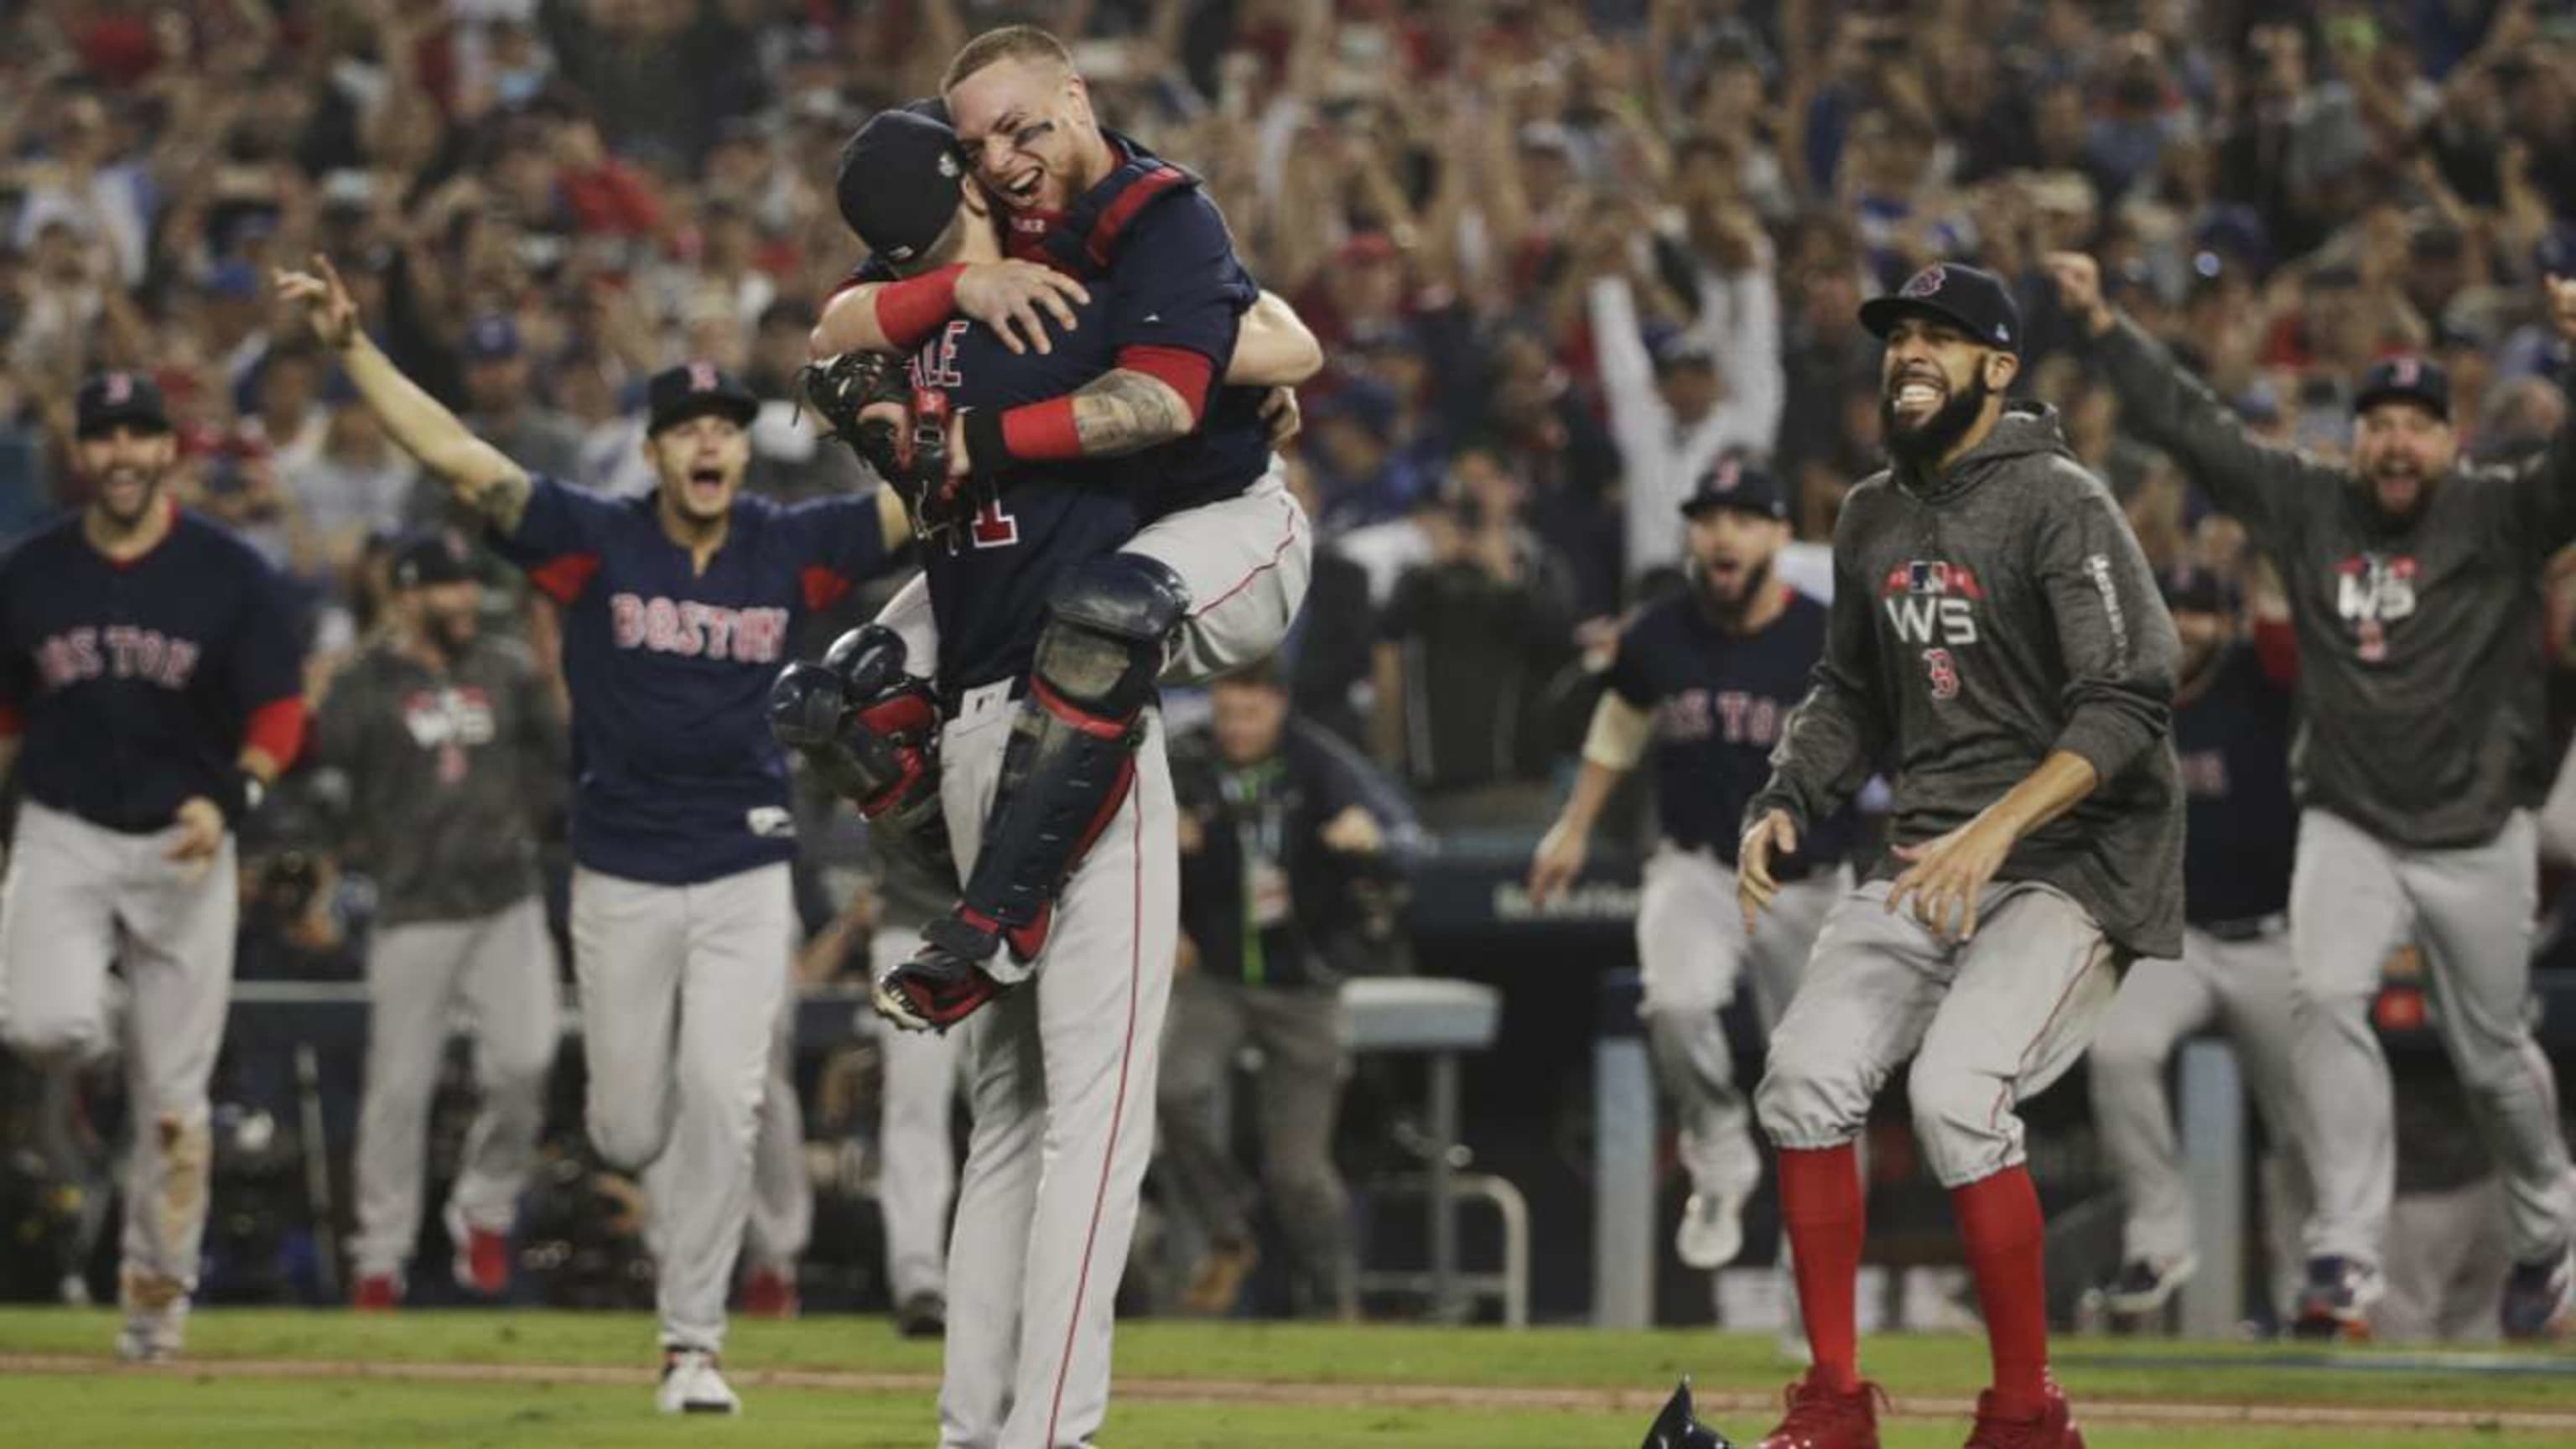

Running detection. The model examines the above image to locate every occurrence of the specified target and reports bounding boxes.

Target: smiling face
[77,422,177,529]
[948,55,1103,214]
[2350,401,2456,526]
[643,413,753,523]
[1877,313,2015,466]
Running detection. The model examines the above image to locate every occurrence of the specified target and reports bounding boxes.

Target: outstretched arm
[274,256,532,534]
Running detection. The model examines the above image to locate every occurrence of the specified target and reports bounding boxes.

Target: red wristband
[873,264,966,351]
[998,397,1084,463]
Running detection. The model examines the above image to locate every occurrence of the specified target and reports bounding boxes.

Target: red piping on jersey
[1114,345,1215,424]
[1046,787,1144,1447]
[800,564,854,613]
[243,696,307,766]
[1085,164,1187,269]
[527,553,602,605]
[1187,493,1302,621]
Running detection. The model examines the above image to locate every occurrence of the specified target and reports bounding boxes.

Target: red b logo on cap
[105,372,133,404]
[688,361,719,393]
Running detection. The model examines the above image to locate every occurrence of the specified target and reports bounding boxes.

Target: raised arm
[274,256,532,535]
[2048,251,2336,540]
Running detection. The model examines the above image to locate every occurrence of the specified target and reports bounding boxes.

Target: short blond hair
[943,25,1075,91]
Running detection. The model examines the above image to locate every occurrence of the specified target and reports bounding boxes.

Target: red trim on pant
[1046,786,1144,1445]
[1183,495,1302,622]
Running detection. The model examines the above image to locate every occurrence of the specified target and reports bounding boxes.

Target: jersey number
[969,498,1020,549]
[1923,647,1960,701]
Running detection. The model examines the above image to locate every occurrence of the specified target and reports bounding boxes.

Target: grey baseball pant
[1156,974,1352,1314]
[1639,849,1844,1205]
[744,980,812,1274]
[349,895,561,1279]
[570,861,793,1353]
[936,682,1177,1449]
[2288,808,2575,1268]
[0,799,236,1328]
[873,922,962,1306]
[1757,879,2121,1187]
[2087,923,2309,1274]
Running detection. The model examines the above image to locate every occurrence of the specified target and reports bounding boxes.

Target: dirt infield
[9,1352,2574,1436]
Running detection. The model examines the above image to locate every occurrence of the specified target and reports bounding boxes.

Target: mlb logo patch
[1882,559,1987,600]
[1901,265,1946,299]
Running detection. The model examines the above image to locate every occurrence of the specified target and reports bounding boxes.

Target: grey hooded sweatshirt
[2090,316,2576,850]
[1748,405,2185,960]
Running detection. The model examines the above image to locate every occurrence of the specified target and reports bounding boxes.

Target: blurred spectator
[284,384,422,579]
[454,315,583,483]
[1161,662,1421,1319]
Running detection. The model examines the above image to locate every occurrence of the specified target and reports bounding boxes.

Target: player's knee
[1,1015,106,1071]
[1753,1046,1867,1150]
[2083,1026,2163,1085]
[1905,1057,2012,1182]
[1036,554,1190,709]
[585,1103,667,1173]
[1639,990,1726,1035]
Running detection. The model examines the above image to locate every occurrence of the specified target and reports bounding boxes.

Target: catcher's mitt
[798,352,973,539]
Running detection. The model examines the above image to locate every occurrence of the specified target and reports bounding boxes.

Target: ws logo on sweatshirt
[1879,559,1984,647]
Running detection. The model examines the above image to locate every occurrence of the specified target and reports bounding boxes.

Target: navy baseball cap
[462,314,522,363]
[75,369,171,437]
[391,529,476,589]
[2354,356,2450,422]
[1679,455,1787,521]
[1860,262,2023,356]
[836,106,965,265]
[645,360,761,435]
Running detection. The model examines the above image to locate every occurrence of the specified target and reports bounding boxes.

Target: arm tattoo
[475,473,534,537]
[1068,369,1192,458]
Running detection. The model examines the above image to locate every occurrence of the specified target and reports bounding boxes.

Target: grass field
[4,1308,2572,1446]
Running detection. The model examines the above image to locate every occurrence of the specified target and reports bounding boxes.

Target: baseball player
[2054,253,2576,1341]
[314,528,567,1309]
[1740,262,2181,1449]
[1528,459,1855,1275]
[0,369,307,1361]
[2085,567,2309,1321]
[813,36,1317,985]
[277,258,909,1414]
[775,106,1319,1449]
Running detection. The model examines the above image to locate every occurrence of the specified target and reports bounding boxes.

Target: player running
[2085,566,2309,1322]
[2053,252,2576,1341]
[774,104,1319,1449]
[278,257,909,1413]
[315,528,568,1308]
[1529,458,1855,1275]
[0,369,307,1361]
[813,29,1314,996]
[1741,262,2181,1449]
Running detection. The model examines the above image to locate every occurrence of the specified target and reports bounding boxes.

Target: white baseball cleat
[2103,1253,2199,1317]
[657,1348,742,1415]
[114,1308,184,1364]
[1676,1191,1747,1271]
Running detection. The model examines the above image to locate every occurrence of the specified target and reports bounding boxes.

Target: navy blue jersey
[906,304,1142,691]
[489,477,891,885]
[0,508,303,832]
[2174,643,2296,927]
[1605,589,1857,870]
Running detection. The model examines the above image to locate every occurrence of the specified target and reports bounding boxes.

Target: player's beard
[1882,370,1992,470]
[92,460,166,532]
[424,605,477,662]
[1690,551,1773,628]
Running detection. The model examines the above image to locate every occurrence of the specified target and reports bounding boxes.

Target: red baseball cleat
[449,1213,512,1298]
[1755,1371,1886,1449]
[1962,1383,2086,1449]
[350,1274,399,1311]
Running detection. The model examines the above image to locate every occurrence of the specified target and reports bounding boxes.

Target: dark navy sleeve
[230,557,306,711]
[1109,194,1251,374]
[488,475,623,605]
[1602,615,1658,710]
[776,493,893,614]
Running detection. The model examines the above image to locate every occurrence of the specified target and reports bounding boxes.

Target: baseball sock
[1777,1143,1864,1392]
[1951,1164,2049,1418]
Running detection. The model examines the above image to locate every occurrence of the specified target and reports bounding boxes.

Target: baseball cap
[1679,455,1787,521]
[1859,262,2023,356]
[836,106,965,265]
[75,369,172,437]
[645,360,761,435]
[2354,355,2450,423]
[391,529,476,589]
[462,314,522,363]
